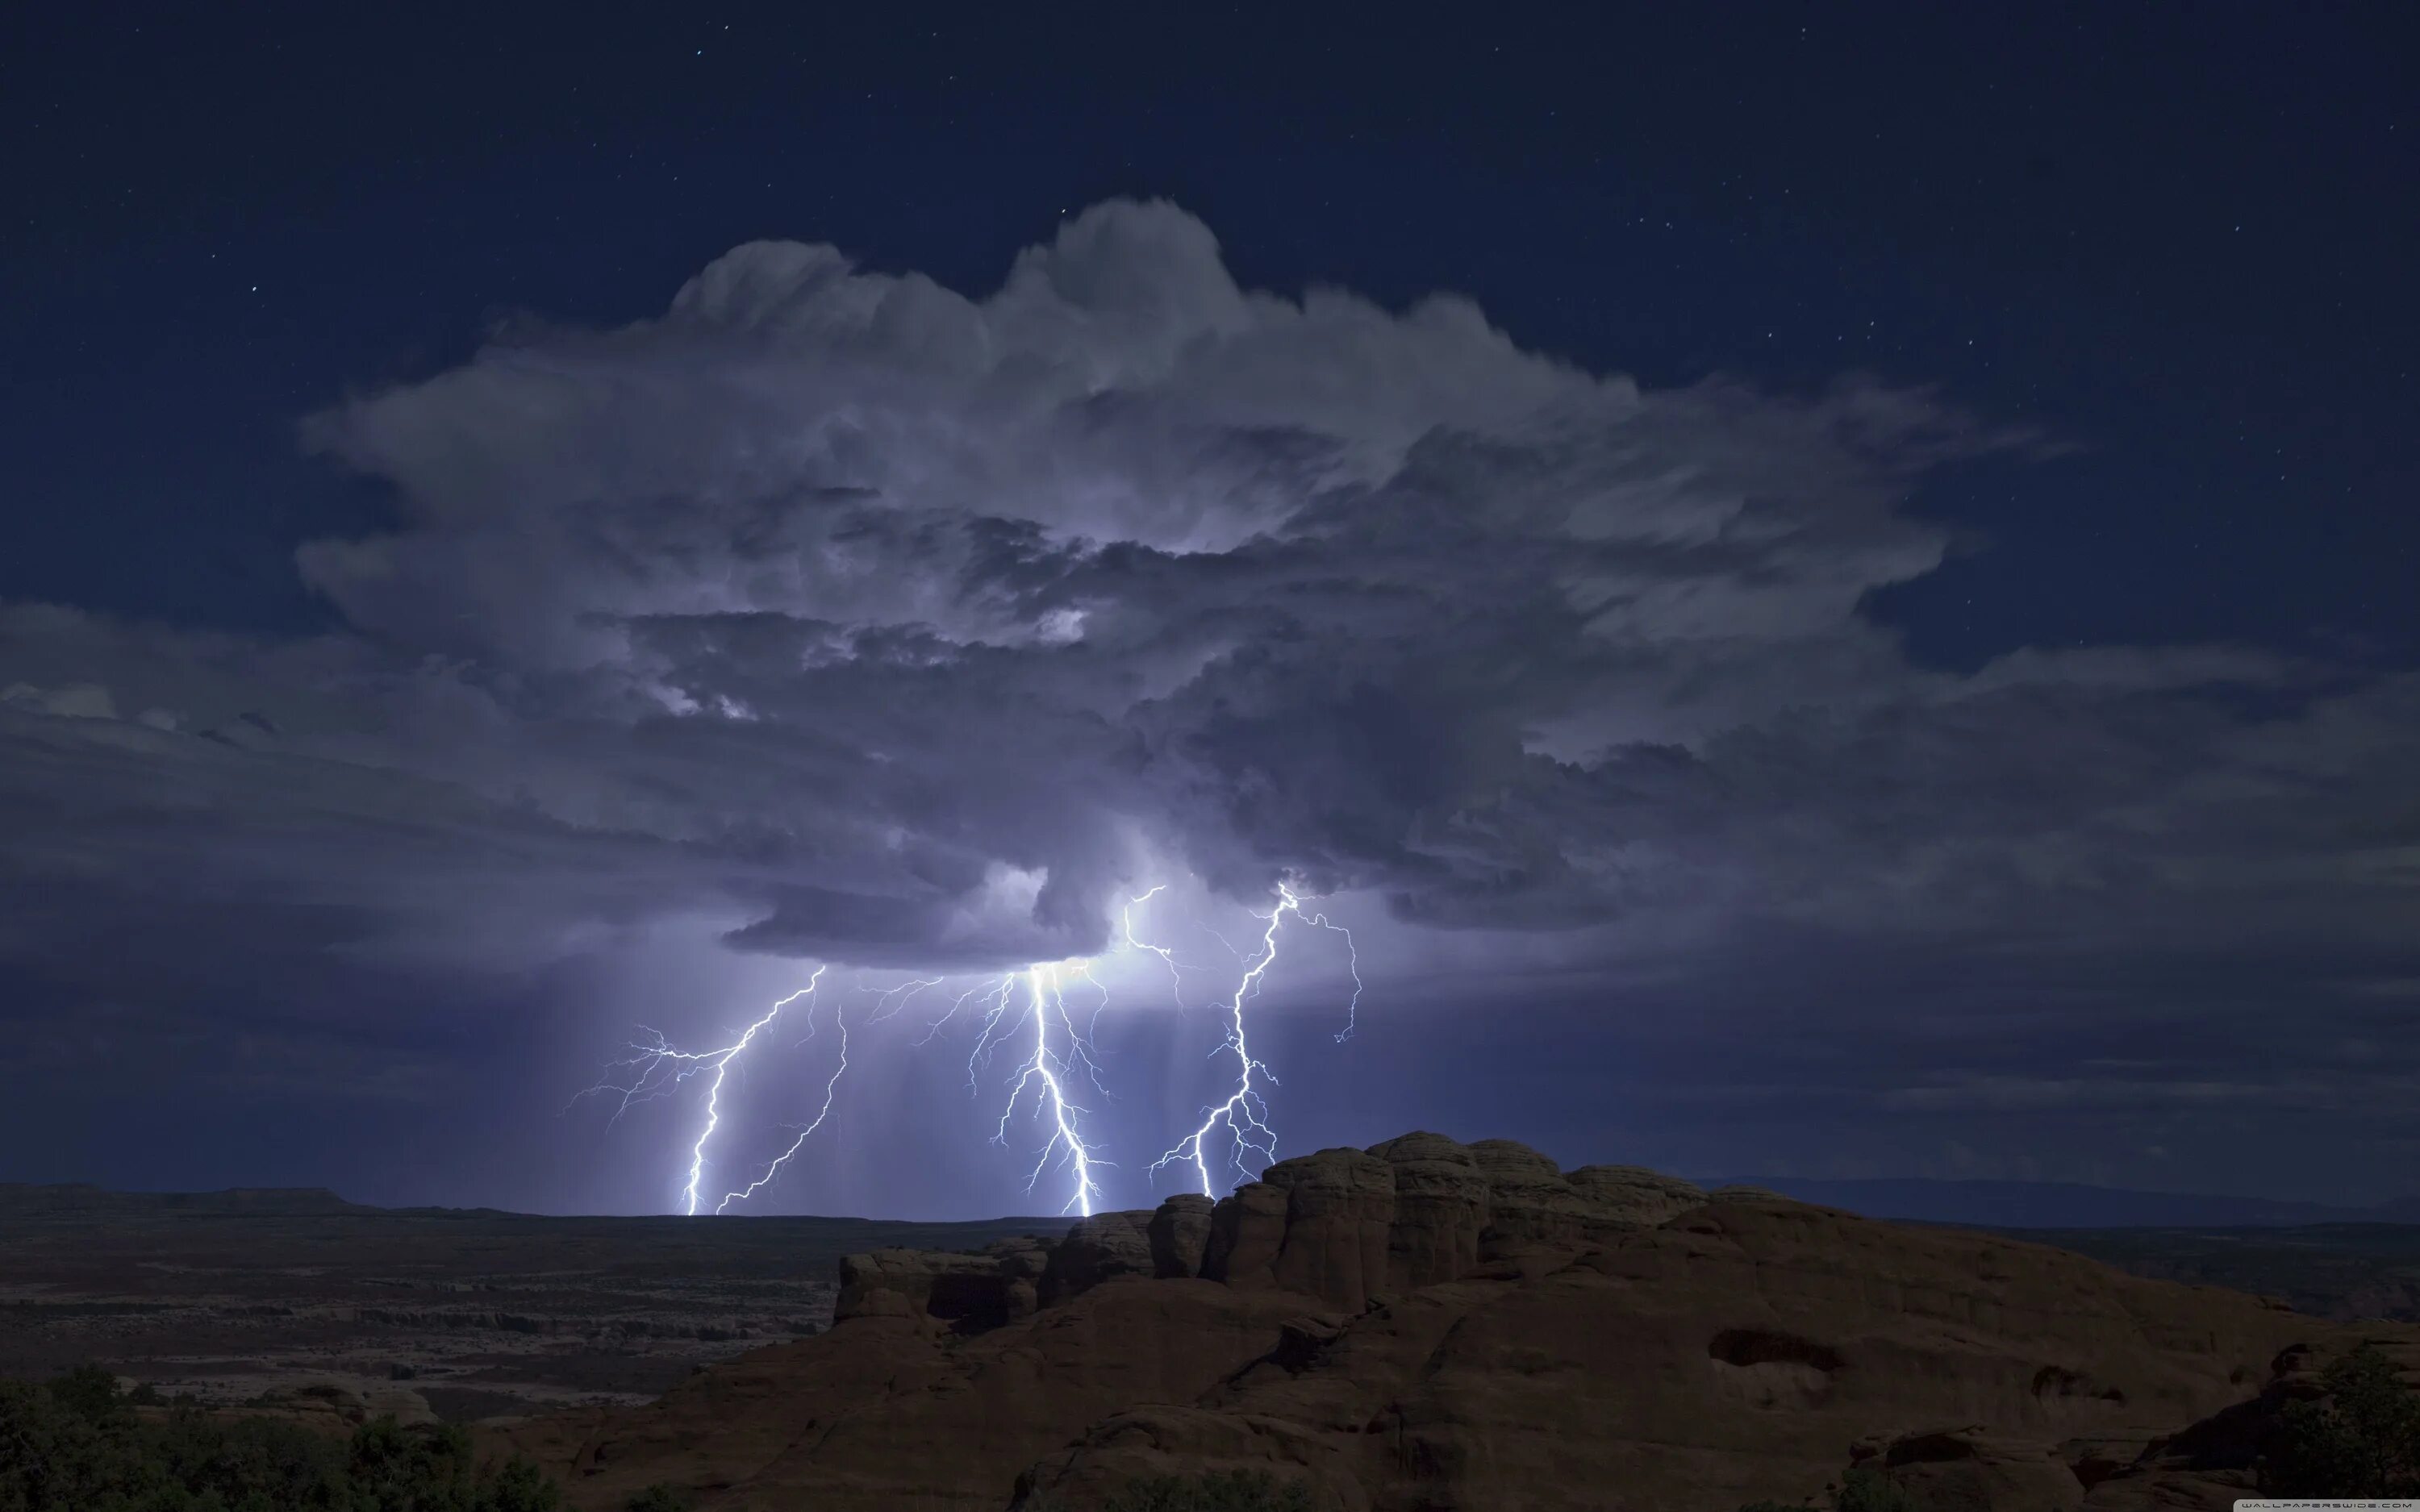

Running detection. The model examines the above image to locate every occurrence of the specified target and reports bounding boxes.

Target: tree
[44,1364,125,1424]
[2265,1342,2420,1497]
[0,1366,568,1512]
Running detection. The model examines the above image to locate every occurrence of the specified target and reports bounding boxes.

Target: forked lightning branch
[574,885,1362,1215]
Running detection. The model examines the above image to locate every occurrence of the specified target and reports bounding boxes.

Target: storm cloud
[4,200,2414,1209]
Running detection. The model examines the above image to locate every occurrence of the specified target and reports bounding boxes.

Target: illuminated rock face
[494,1135,2420,1512]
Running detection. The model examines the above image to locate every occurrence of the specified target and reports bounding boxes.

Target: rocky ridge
[490,1133,2420,1511]
[826,1133,1713,1331]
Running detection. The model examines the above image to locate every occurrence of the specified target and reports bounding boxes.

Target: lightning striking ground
[579,882,1361,1214]
[713,993,852,1213]
[991,964,1108,1216]
[1151,883,1360,1197]
[572,964,828,1215]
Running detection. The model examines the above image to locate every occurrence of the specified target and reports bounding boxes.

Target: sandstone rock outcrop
[1712,1182,1791,1203]
[1197,1177,1288,1289]
[1147,1193,1216,1278]
[1205,1146,1397,1311]
[1568,1161,1709,1227]
[1365,1131,1491,1289]
[1847,1427,2091,1511]
[1038,1211,1154,1306]
[1195,1131,1708,1312]
[483,1132,2420,1512]
[834,1235,1053,1331]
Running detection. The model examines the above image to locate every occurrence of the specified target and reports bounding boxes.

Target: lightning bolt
[1296,897,1364,1043]
[1151,889,1291,1196]
[1151,882,1362,1196]
[575,881,1360,1214]
[712,990,853,1213]
[962,972,1024,1085]
[992,963,1108,1215]
[865,977,942,1022]
[573,964,828,1215]
[710,972,952,1211]
[1124,885,1187,1010]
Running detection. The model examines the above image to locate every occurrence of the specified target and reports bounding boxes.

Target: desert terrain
[0,1181,1054,1422]
[465,1132,2420,1509]
[9,1142,2420,1509]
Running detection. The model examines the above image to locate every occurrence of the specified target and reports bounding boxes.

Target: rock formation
[1147,1193,1215,1279]
[482,1132,2420,1512]
[1039,1211,1154,1306]
[833,1235,1053,1332]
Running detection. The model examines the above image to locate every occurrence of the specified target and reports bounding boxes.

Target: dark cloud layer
[3,202,2414,1210]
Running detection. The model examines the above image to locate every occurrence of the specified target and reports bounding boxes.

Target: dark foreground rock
[484,1132,2420,1511]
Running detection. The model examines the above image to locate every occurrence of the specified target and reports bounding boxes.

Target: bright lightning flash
[713,990,853,1214]
[1124,885,1186,1010]
[1151,883,1360,1197]
[573,964,828,1215]
[578,882,1359,1214]
[990,963,1109,1216]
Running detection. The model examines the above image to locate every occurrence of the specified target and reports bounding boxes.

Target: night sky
[4,5,2415,1218]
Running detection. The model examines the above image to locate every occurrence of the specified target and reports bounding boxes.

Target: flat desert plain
[0,1185,1054,1422]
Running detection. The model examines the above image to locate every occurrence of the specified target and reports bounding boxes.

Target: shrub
[1834,1470,1920,1512]
[0,1366,564,1511]
[1104,1472,1313,1512]
[2264,1342,2420,1497]
[625,1487,690,1512]
[1741,1467,1917,1512]
[44,1364,126,1424]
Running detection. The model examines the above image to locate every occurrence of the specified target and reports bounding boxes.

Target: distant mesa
[481,1131,2420,1510]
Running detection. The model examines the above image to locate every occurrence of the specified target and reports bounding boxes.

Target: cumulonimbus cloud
[2,198,2413,1005]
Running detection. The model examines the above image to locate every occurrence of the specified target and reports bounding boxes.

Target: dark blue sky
[10,4,2411,661]
[2,4,2416,1214]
